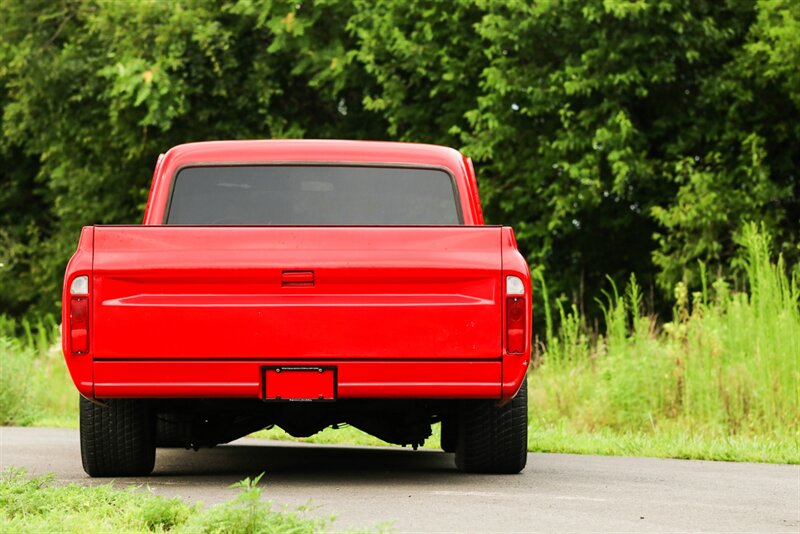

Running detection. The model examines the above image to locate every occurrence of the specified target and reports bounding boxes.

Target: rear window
[165,165,462,225]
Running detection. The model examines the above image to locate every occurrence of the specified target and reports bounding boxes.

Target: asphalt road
[1,427,797,533]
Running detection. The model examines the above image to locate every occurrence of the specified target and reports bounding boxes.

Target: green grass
[250,424,444,450]
[0,469,342,534]
[2,224,797,463]
[527,423,797,463]
[0,315,76,427]
[529,223,799,464]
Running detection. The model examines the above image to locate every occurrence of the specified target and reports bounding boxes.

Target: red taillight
[506,297,525,354]
[70,296,89,354]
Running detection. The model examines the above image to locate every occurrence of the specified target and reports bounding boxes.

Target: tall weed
[530,224,799,459]
[0,315,73,426]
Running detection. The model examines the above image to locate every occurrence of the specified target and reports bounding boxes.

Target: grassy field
[0,469,349,533]
[527,225,798,464]
[0,315,75,428]
[1,226,797,463]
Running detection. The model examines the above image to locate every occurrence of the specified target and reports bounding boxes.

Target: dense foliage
[1,0,798,323]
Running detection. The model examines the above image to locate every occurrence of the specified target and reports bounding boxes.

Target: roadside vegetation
[0,469,341,533]
[0,315,72,427]
[3,225,796,463]
[528,224,799,464]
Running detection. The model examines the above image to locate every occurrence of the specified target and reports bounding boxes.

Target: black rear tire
[455,376,528,474]
[155,414,186,448]
[80,396,156,477]
[440,417,458,453]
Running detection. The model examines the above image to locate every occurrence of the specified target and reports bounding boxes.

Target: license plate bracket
[261,366,337,402]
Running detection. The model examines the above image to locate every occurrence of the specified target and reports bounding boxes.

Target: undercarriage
[152,398,449,450]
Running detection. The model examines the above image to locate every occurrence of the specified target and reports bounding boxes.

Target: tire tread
[455,376,528,474]
[80,396,155,477]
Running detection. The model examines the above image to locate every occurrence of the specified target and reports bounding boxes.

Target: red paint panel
[93,360,502,399]
[464,156,485,225]
[91,226,502,361]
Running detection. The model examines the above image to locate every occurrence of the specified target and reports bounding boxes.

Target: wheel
[80,396,156,477]
[455,376,528,474]
[155,414,186,448]
[440,417,458,453]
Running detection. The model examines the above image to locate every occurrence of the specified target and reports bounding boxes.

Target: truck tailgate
[91,226,502,360]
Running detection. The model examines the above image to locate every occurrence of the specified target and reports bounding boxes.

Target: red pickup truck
[62,140,531,477]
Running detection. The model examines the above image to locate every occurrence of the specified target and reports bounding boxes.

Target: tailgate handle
[282,270,314,287]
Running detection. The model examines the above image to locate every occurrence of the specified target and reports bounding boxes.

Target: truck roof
[144,140,484,225]
[160,140,469,174]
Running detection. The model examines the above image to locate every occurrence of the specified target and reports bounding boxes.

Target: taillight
[70,297,89,354]
[506,297,525,354]
[69,275,89,354]
[505,275,526,354]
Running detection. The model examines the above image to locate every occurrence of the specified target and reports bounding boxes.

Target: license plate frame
[261,366,337,402]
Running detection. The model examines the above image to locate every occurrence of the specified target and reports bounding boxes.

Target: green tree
[1,0,798,327]
[0,0,383,317]
[354,0,799,315]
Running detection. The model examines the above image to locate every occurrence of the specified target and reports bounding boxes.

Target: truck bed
[91,225,503,361]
